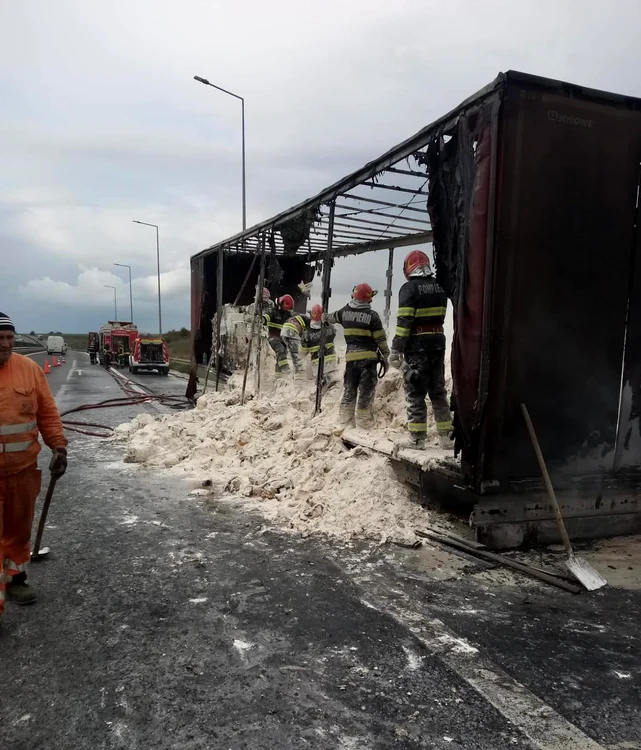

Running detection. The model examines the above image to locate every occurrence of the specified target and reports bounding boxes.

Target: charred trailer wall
[190,250,314,366]
[479,76,641,492]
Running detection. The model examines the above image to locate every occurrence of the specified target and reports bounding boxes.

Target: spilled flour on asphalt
[115,367,453,544]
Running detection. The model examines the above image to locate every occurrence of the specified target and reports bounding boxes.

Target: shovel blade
[565,554,607,591]
[31,546,50,561]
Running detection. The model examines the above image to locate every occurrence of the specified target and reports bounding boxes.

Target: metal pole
[241,97,246,231]
[104,285,117,320]
[241,237,266,405]
[113,263,134,323]
[128,265,133,323]
[156,225,162,335]
[194,76,246,231]
[215,246,224,392]
[384,248,394,332]
[314,201,336,415]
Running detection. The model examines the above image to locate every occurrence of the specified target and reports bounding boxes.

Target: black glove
[49,448,68,478]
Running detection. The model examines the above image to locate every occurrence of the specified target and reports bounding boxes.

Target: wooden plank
[341,429,452,470]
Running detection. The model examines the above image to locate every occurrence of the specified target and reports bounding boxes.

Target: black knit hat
[0,313,15,332]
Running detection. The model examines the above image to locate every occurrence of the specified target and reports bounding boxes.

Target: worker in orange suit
[0,312,67,616]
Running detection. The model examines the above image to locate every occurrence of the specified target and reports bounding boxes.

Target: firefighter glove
[389,351,403,370]
[49,448,68,478]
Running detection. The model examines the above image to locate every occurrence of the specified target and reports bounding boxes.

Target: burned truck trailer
[190,71,641,548]
[190,248,314,371]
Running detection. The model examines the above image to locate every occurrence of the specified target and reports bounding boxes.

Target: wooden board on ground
[341,429,454,471]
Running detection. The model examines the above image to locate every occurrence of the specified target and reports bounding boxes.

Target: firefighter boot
[6,573,37,605]
[394,433,427,452]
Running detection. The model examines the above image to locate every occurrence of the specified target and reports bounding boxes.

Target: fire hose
[59,369,193,438]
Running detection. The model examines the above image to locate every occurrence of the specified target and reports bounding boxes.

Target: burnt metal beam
[332,230,433,259]
[334,213,429,232]
[361,181,427,196]
[384,166,428,178]
[341,193,428,214]
[384,248,394,331]
[315,201,335,415]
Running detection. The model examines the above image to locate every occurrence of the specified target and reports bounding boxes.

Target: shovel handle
[32,474,58,556]
[520,403,573,555]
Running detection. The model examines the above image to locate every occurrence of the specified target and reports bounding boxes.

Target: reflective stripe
[343,328,372,337]
[3,559,27,574]
[436,420,453,433]
[408,422,428,433]
[1,440,35,453]
[416,307,447,318]
[372,329,386,339]
[268,323,284,330]
[414,330,443,336]
[395,327,411,337]
[397,307,416,318]
[345,351,378,362]
[277,359,289,367]
[0,422,36,436]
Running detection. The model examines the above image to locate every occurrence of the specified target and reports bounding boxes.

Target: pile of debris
[116,367,451,543]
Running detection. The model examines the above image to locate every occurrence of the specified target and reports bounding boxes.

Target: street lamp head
[194,75,210,85]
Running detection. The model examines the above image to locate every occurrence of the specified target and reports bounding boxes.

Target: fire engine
[98,322,138,367]
[129,336,170,376]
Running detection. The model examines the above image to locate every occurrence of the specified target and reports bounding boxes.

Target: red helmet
[403,249,431,280]
[352,283,377,302]
[311,304,323,322]
[262,288,271,301]
[279,294,294,311]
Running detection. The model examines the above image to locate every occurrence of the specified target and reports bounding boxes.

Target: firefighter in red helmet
[263,294,296,377]
[326,283,389,428]
[390,250,452,449]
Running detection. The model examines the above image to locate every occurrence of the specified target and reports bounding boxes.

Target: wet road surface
[1,352,640,749]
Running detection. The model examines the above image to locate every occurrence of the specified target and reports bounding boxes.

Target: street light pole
[113,263,133,323]
[133,220,162,335]
[104,285,117,320]
[194,75,246,231]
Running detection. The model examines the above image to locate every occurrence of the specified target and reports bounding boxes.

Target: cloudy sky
[2,0,640,334]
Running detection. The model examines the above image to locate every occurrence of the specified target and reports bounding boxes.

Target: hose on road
[59,368,193,438]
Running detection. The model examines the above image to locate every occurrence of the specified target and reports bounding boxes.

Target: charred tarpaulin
[190,70,641,548]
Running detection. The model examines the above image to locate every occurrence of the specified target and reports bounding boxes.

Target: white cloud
[2,0,641,332]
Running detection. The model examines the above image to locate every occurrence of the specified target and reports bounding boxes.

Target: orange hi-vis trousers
[0,466,41,616]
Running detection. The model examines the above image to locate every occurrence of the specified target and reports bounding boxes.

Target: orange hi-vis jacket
[0,353,67,475]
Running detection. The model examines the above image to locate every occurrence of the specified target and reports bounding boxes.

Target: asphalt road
[1,351,640,749]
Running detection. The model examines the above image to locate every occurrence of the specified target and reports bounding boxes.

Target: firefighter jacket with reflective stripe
[392,277,447,353]
[300,323,337,364]
[328,303,390,362]
[282,314,310,338]
[262,307,291,339]
[0,353,68,475]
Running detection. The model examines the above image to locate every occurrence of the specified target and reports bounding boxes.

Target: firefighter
[88,336,98,365]
[103,343,112,369]
[0,312,67,613]
[301,304,339,392]
[389,250,453,449]
[281,309,311,380]
[326,283,389,428]
[263,295,295,377]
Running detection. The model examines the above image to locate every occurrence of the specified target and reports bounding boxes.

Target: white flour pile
[115,360,451,544]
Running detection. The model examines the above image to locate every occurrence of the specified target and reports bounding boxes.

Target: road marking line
[352,584,606,750]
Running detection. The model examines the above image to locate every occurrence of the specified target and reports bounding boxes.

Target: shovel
[521,403,606,591]
[31,474,58,561]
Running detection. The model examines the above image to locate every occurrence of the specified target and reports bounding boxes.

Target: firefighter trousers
[0,465,42,616]
[268,337,290,376]
[281,330,305,377]
[403,350,452,438]
[339,361,377,428]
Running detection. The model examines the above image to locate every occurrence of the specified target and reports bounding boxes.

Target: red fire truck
[129,336,170,375]
[98,322,138,368]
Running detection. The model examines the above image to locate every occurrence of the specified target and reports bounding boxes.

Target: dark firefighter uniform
[391,277,452,439]
[327,305,389,427]
[281,314,310,378]
[300,321,338,390]
[263,307,292,376]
